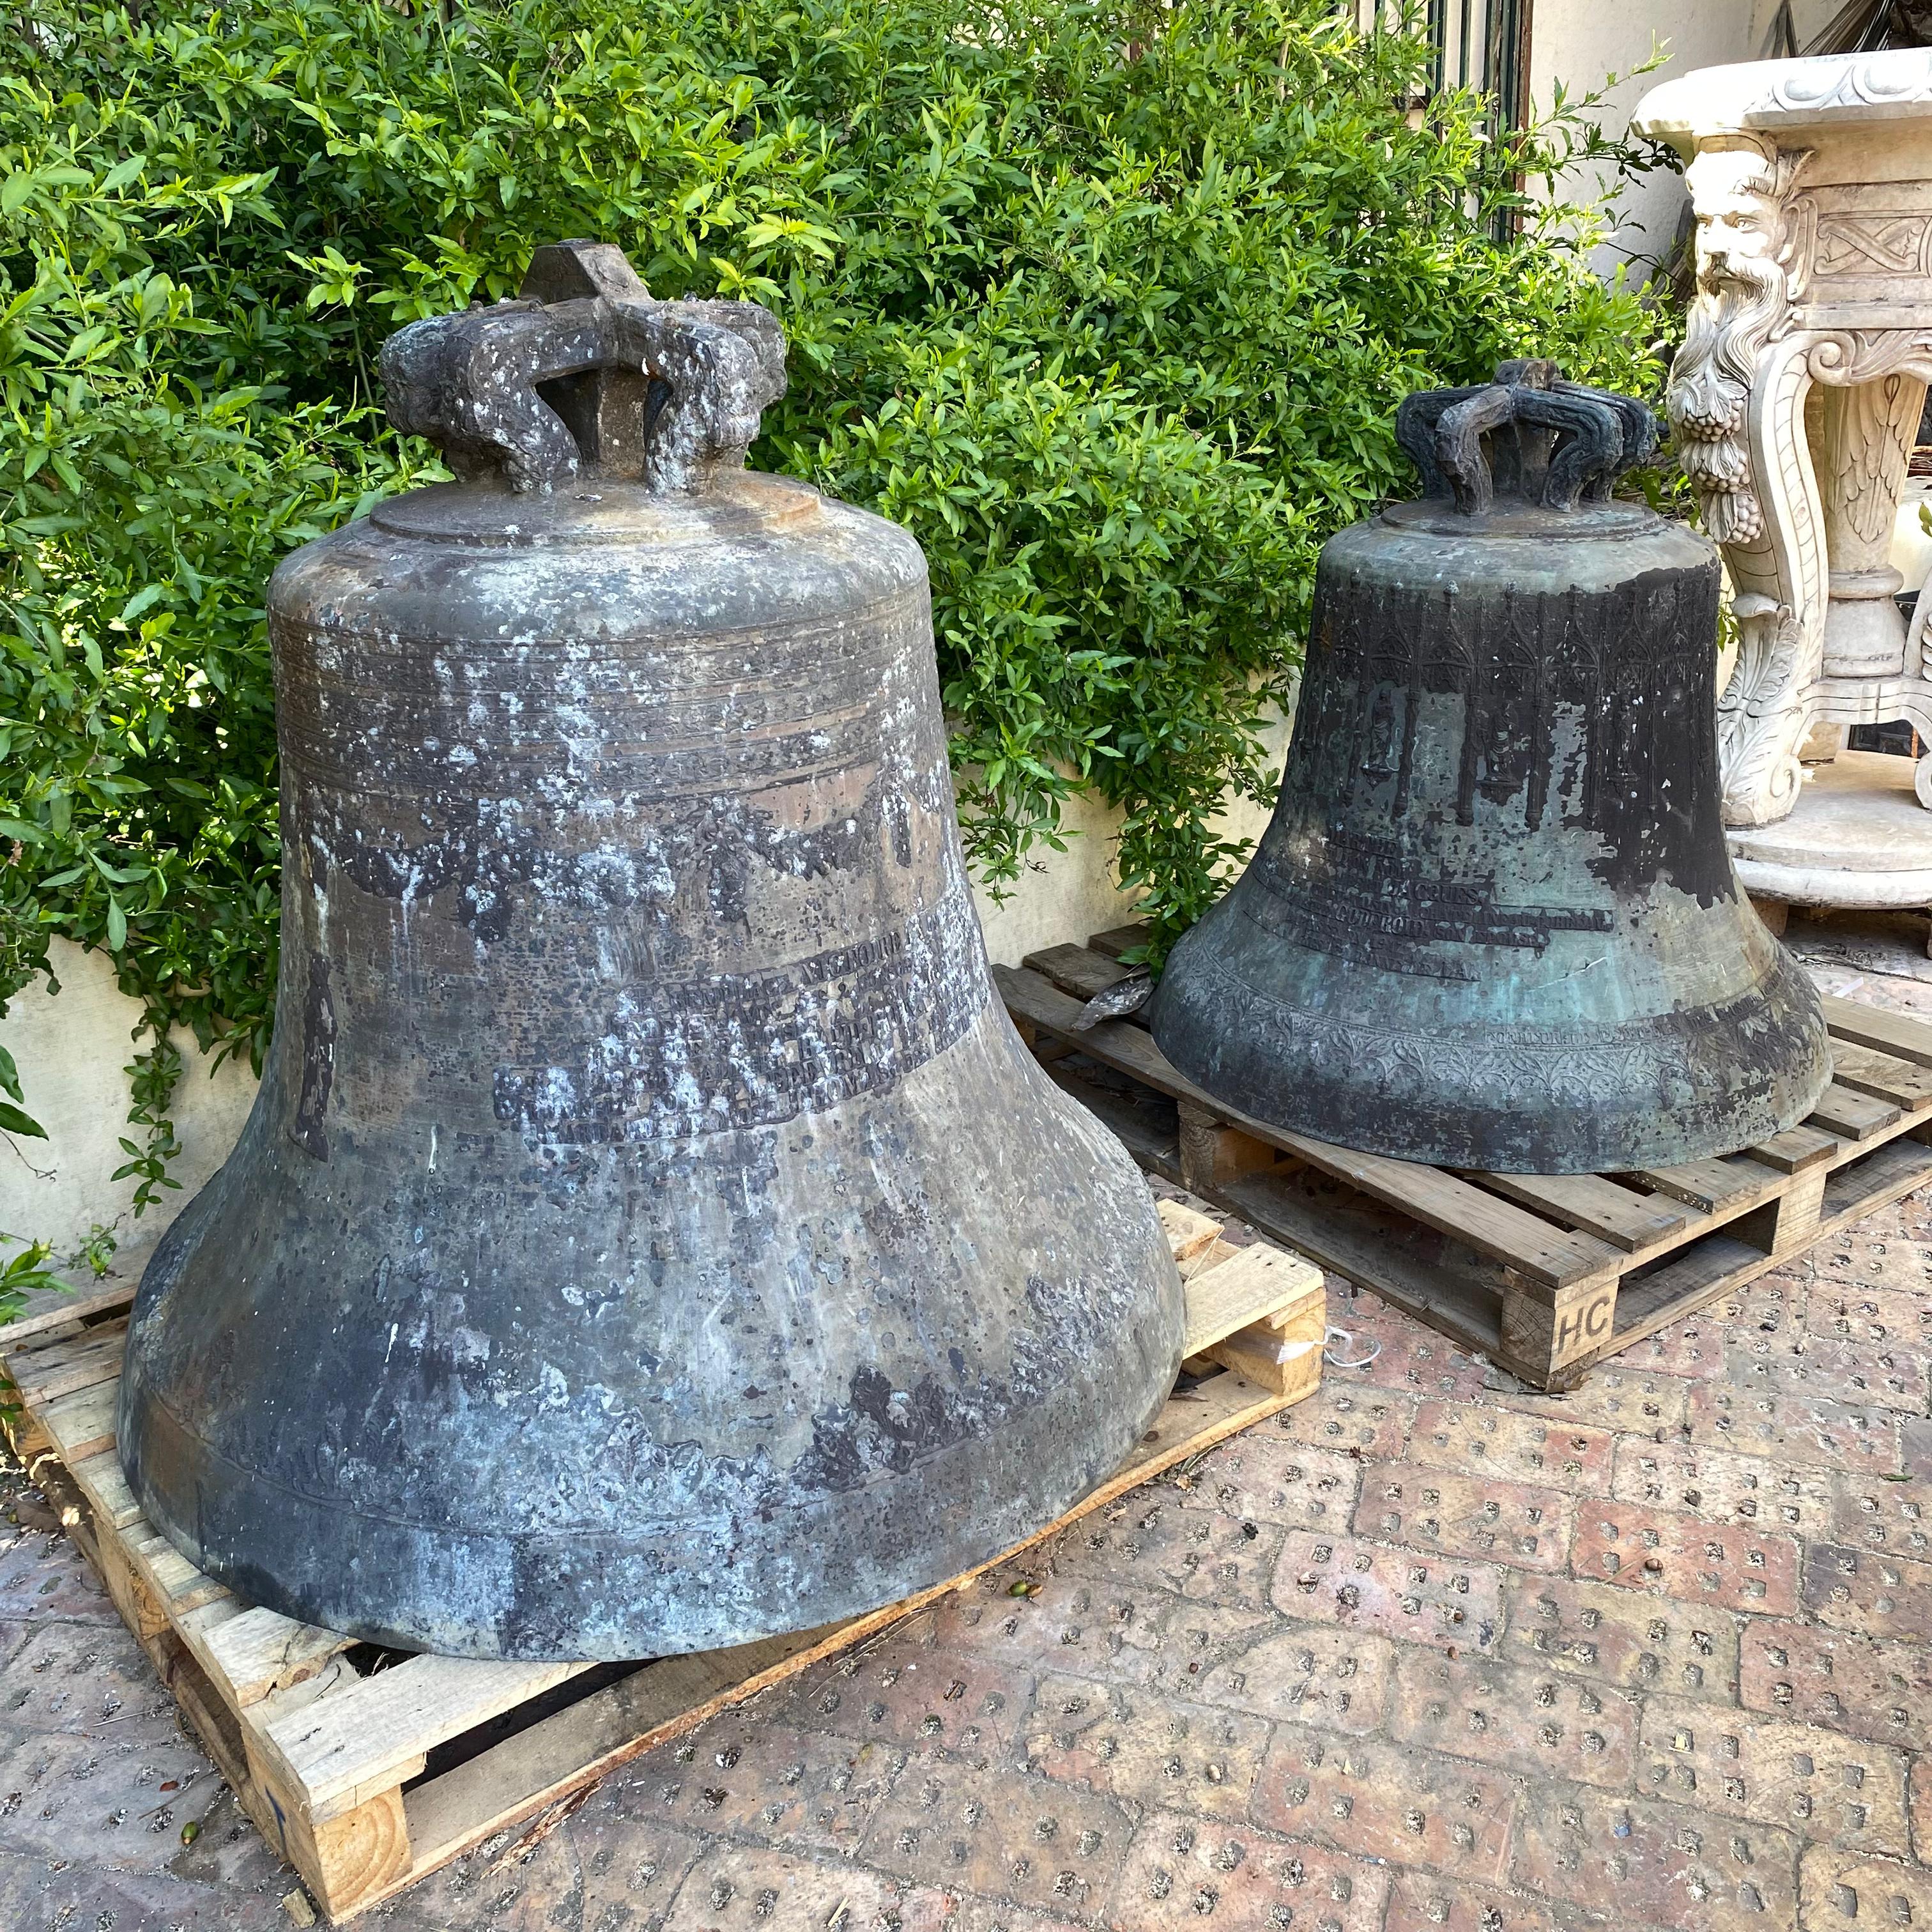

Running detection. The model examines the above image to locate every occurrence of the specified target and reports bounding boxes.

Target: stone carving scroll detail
[1668,122,1932,825]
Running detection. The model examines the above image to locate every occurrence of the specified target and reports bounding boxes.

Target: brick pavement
[0,958,1927,1930]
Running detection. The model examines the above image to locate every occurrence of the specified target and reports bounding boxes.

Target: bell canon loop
[118,241,1185,1661]
[1149,360,1832,1174]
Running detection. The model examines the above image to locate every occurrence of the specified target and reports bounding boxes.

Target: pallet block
[0,1200,1321,1924]
[999,933,1932,1392]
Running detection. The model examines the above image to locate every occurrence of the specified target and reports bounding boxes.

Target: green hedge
[0,0,1665,1217]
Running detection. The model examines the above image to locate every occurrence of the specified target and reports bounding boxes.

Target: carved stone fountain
[1634,49,1932,933]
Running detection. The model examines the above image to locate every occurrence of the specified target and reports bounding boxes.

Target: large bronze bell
[1150,362,1831,1173]
[119,241,1184,1662]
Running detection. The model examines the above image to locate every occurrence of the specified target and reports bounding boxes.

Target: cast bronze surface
[1149,361,1832,1172]
[116,241,1184,1662]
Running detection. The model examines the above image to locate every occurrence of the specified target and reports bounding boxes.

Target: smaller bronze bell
[1149,361,1831,1174]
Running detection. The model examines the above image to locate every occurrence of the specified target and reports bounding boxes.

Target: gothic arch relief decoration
[1635,50,1932,831]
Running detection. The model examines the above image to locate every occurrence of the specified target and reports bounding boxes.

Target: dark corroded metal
[119,241,1184,1662]
[1150,362,1831,1174]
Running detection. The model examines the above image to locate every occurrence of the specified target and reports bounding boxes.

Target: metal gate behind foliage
[1357,0,1531,134]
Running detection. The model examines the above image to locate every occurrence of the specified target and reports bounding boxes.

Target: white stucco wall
[1531,0,1847,278]
[0,940,259,1275]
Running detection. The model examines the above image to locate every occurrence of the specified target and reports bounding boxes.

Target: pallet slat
[1821,995,1932,1068]
[1745,1124,1842,1174]
[5,1325,127,1406]
[43,1380,119,1461]
[201,1606,355,1708]
[1620,1156,1782,1215]
[263,1655,594,1824]
[1828,1040,1932,1110]
[1466,1171,1690,1254]
[1021,942,1134,1002]
[1808,1081,1904,1141]
[1181,1241,1323,1356]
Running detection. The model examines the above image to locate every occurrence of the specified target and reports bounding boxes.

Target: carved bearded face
[1671,141,1795,459]
[1689,151,1788,297]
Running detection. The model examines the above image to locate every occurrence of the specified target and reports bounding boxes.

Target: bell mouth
[1148,905,1834,1174]
[369,470,824,549]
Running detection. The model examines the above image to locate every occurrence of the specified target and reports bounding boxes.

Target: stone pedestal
[1729,751,1932,947]
[1634,52,1932,839]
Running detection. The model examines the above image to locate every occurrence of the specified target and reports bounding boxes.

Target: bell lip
[117,1335,1183,1663]
[1146,939,1836,1177]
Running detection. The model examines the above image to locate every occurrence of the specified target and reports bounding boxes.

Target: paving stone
[1602,1315,1730,1383]
[1912,1753,1931,1863]
[1020,1671,1271,1822]
[1044,1495,1284,1609]
[1386,1646,1641,1789]
[1572,1499,1802,1613]
[861,1749,1136,1920]
[1509,1782,1803,1929]
[1499,1572,1740,1700]
[627,1717,901,1856]
[0,1526,116,1627]
[1249,1730,1521,1886]
[1382,1865,1629,1932]
[931,1895,1091,1932]
[1354,1462,1574,1571]
[1716,1269,1806,1338]
[1805,1281,1932,1349]
[1351,1312,1492,1402]
[1724,1335,1930,1414]
[1105,1810,1388,1932]
[1177,1438,1362,1537]
[1636,1698,1912,1855]
[656,1843,956,1930]
[1143,1600,1393,1736]
[1828,1469,1931,1559]
[1609,1438,1838,1537]
[1796,1846,1932,1932]
[1683,1384,1904,1475]
[1802,1541,1932,1641]
[0,1619,176,1738]
[1406,1399,1616,1493]
[1269,1386,1414,1460]
[785,1643,1027,1765]
[1269,1530,1504,1652]
[0,1722,228,1872]
[1483,1367,1693,1434]
[919,1577,1169,1687]
[395,1800,701,1932]
[1738,1618,1932,1751]
[0,1843,291,1931]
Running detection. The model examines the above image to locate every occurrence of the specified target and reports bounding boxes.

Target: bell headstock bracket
[378,239,788,496]
[1394,360,1659,515]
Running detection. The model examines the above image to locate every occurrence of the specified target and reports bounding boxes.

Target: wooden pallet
[998,929,1932,1392]
[0,1199,1321,1925]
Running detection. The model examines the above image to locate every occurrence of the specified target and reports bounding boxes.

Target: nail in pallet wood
[999,931,1932,1392]
[0,1198,1321,1925]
